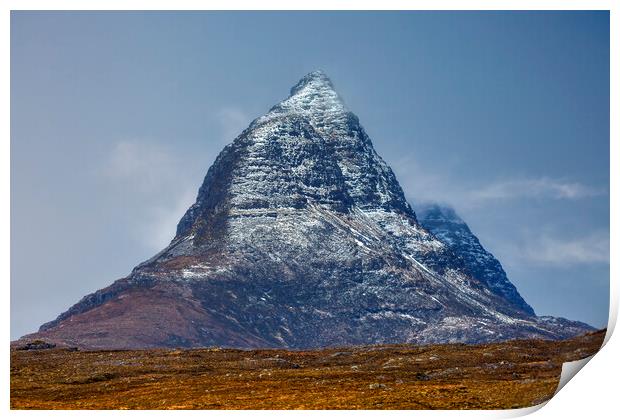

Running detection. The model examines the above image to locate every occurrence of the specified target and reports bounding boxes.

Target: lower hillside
[11,329,605,410]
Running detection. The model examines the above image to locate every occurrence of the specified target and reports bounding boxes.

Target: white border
[3,2,616,419]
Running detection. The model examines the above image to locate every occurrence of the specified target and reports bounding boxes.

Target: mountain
[416,203,534,316]
[20,71,593,349]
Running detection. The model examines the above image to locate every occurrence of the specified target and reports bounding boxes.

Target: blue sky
[11,11,609,338]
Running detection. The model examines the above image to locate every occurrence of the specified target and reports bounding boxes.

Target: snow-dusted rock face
[28,71,593,349]
[417,203,535,316]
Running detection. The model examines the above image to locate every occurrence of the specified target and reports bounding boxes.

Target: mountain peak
[417,203,466,226]
[26,71,592,350]
[254,71,414,215]
[290,70,334,95]
[263,70,347,126]
[417,202,535,316]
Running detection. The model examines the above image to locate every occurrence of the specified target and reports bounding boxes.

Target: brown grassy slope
[10,329,605,410]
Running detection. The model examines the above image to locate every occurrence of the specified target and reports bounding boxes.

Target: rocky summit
[23,71,592,349]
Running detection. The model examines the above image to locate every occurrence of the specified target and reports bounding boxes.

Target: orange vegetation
[10,329,604,410]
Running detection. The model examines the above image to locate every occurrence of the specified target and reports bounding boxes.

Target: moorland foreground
[11,329,604,410]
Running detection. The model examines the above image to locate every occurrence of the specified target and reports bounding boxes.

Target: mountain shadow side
[18,71,593,349]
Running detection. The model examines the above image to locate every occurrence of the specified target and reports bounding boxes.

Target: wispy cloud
[136,189,197,250]
[507,231,610,266]
[98,106,250,253]
[471,177,604,201]
[101,141,181,194]
[390,154,605,211]
[99,140,200,251]
[390,154,458,207]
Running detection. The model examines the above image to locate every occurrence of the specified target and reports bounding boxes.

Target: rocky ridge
[22,71,593,349]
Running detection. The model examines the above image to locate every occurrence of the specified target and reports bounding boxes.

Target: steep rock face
[417,204,535,316]
[24,71,593,349]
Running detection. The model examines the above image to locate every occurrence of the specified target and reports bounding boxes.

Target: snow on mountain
[417,203,535,316]
[23,71,593,349]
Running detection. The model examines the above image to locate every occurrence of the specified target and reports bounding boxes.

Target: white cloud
[101,140,181,195]
[137,188,197,250]
[100,140,201,252]
[390,154,457,206]
[390,154,604,211]
[471,177,603,201]
[510,231,610,266]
